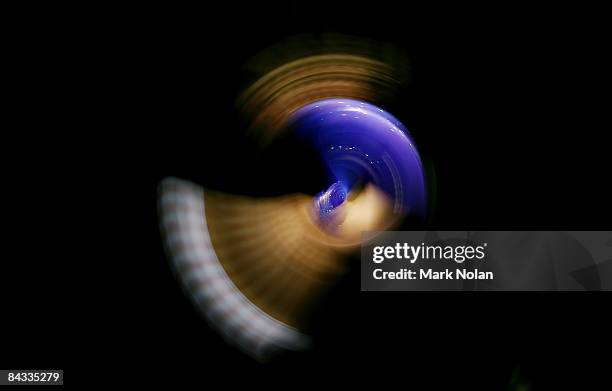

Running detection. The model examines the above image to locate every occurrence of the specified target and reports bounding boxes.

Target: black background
[2,2,611,389]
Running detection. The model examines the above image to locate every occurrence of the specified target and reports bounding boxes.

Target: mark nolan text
[373,268,494,280]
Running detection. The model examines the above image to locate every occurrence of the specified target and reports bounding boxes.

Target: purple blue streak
[288,98,427,218]
[315,181,347,216]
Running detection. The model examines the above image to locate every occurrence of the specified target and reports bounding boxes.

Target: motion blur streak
[238,34,410,142]
[159,178,352,360]
[290,99,427,219]
[158,35,425,360]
